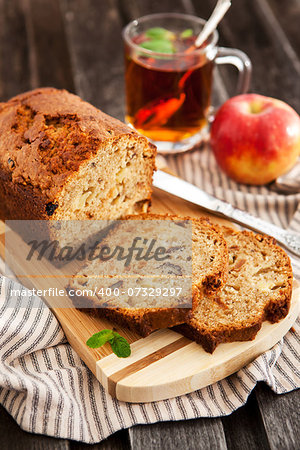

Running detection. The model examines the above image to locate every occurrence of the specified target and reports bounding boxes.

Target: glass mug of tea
[123,13,251,154]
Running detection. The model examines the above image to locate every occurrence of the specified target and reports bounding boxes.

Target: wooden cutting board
[0,186,299,403]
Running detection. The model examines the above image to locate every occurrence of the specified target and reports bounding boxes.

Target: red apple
[210,94,300,185]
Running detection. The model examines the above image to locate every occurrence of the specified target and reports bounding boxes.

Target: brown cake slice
[175,227,293,353]
[69,214,228,336]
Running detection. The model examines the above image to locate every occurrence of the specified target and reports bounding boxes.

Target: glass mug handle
[215,47,252,95]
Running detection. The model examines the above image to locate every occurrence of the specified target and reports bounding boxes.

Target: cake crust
[0,87,156,221]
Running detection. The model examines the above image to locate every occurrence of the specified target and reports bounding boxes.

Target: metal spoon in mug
[195,0,232,48]
[134,0,232,128]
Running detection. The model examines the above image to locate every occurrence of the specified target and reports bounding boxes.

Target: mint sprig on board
[86,329,131,358]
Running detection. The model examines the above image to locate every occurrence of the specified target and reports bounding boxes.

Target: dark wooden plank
[221,389,270,450]
[26,0,75,91]
[255,383,300,450]
[128,418,227,450]
[118,0,192,23]
[192,0,300,112]
[60,0,125,120]
[70,429,130,450]
[267,0,300,59]
[0,0,31,100]
[0,404,69,449]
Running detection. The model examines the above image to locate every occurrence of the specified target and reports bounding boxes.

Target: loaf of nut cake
[0,88,156,222]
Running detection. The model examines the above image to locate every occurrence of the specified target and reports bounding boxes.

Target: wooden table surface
[0,0,299,449]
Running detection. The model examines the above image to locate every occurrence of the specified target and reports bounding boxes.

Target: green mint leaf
[109,332,131,358]
[139,39,175,54]
[86,329,131,358]
[145,27,175,40]
[86,329,114,348]
[180,28,193,38]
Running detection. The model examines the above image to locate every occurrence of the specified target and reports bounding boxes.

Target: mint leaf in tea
[145,27,175,41]
[180,28,193,38]
[139,39,175,54]
[137,26,197,55]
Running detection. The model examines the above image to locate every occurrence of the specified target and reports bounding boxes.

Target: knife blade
[152,170,300,257]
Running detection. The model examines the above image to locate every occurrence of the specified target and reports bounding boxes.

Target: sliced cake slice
[69,214,228,336]
[175,227,293,353]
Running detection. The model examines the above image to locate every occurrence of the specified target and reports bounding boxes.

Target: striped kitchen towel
[0,146,299,444]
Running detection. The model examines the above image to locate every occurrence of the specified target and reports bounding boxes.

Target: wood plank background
[0,0,299,448]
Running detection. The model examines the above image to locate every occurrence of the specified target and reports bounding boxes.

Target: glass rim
[122,12,219,57]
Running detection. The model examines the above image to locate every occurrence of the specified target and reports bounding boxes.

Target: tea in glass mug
[123,13,251,154]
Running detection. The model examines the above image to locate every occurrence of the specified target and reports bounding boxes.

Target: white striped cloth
[0,146,299,444]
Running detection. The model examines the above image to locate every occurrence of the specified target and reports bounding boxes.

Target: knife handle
[215,202,300,257]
